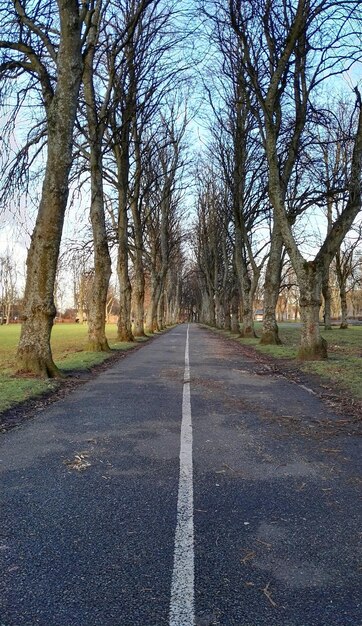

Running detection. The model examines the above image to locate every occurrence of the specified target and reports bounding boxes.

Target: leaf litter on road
[64,452,91,471]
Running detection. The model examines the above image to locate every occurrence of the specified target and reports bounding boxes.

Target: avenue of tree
[0,0,362,377]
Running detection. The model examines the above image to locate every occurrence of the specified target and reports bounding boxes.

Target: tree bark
[83,17,112,352]
[130,125,146,336]
[297,263,327,360]
[117,206,134,342]
[339,284,348,329]
[322,271,332,331]
[145,270,161,333]
[234,232,257,338]
[230,295,239,333]
[132,263,146,336]
[17,1,83,376]
[260,224,283,345]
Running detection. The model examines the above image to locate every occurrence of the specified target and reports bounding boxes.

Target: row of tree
[1,0,362,376]
[0,0,189,376]
[186,0,362,358]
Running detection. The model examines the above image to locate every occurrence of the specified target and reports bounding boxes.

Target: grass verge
[0,323,148,415]
[207,322,362,402]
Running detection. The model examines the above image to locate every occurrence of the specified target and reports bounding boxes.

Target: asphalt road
[0,324,361,626]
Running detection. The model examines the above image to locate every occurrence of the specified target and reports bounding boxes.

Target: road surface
[0,324,361,626]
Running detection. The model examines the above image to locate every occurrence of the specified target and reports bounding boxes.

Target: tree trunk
[117,188,133,341]
[157,291,165,330]
[339,283,348,329]
[17,3,83,376]
[145,272,161,334]
[132,261,146,336]
[117,254,134,342]
[239,295,256,338]
[114,128,133,341]
[87,236,111,351]
[260,225,283,345]
[223,304,231,331]
[230,296,239,333]
[201,290,215,326]
[298,265,327,360]
[214,294,223,328]
[234,230,256,338]
[322,271,332,331]
[83,9,112,352]
[130,125,146,337]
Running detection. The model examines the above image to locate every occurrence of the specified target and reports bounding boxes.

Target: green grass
[0,323,147,416]
[210,322,362,401]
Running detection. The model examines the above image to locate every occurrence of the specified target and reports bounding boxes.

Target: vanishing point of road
[0,324,361,626]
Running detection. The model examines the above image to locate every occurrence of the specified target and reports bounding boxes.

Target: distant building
[254,309,264,321]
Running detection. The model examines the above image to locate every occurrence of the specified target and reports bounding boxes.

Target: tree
[143,108,186,332]
[0,0,93,376]
[0,253,18,323]
[81,0,112,351]
[335,226,362,328]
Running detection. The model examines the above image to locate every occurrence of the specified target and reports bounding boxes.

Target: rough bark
[130,124,146,336]
[17,1,83,376]
[145,270,161,334]
[132,265,146,336]
[260,224,283,345]
[117,208,134,342]
[234,233,257,338]
[157,291,165,330]
[83,14,112,352]
[339,283,348,329]
[202,290,216,326]
[296,263,327,360]
[322,272,332,331]
[113,120,134,342]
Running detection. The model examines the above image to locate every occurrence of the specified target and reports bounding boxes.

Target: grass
[210,322,362,401]
[0,323,148,415]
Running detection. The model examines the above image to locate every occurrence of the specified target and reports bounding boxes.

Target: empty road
[0,324,360,626]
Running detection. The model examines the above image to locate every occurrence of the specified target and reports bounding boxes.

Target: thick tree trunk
[239,297,256,338]
[87,236,111,351]
[145,270,161,334]
[117,257,133,341]
[260,225,283,345]
[157,291,165,330]
[234,230,256,338]
[132,263,146,336]
[17,3,83,376]
[84,15,112,352]
[298,265,327,360]
[201,291,215,326]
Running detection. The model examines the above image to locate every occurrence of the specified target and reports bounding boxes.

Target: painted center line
[169,324,195,626]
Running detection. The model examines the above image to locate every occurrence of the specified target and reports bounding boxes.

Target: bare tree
[81,0,113,351]
[0,253,18,323]
[143,109,186,332]
[334,226,362,328]
[0,0,94,375]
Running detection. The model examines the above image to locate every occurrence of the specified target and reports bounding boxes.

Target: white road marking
[169,324,195,626]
